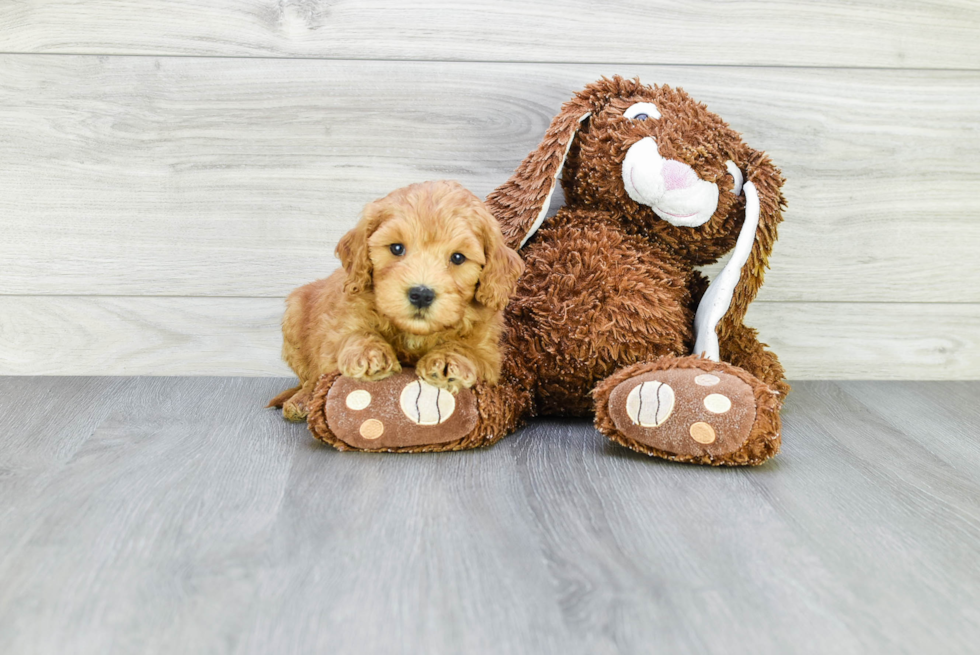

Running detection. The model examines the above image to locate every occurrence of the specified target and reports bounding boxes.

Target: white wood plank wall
[1,1,978,379]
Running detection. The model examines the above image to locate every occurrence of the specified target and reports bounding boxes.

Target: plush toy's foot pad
[595,357,781,465]
[313,369,479,451]
[608,367,755,457]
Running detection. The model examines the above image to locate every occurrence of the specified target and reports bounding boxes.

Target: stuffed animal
[307,76,788,466]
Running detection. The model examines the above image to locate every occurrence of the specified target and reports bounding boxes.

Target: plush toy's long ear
[694,151,785,360]
[486,101,592,250]
[335,200,387,295]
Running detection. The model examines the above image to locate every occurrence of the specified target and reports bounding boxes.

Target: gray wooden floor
[1,377,978,654]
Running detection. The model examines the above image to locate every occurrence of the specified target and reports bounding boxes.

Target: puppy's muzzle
[408,285,436,309]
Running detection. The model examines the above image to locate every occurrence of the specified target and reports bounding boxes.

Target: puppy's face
[337,181,523,336]
[369,200,486,335]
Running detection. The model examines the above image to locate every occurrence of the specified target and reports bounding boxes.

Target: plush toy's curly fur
[306,77,788,466]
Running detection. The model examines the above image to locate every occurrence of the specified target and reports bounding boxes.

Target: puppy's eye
[450,252,466,265]
[633,113,649,121]
[389,243,405,256]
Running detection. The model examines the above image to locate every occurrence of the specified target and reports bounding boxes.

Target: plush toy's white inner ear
[693,179,760,361]
[725,160,743,196]
[520,112,591,248]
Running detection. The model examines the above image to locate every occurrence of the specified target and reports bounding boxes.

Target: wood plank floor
[1,377,978,654]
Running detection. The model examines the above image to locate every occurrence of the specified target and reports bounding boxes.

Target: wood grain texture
[0,377,301,654]
[0,296,977,379]
[1,0,979,69]
[1,377,979,654]
[741,302,980,380]
[837,380,980,478]
[2,56,978,303]
[0,296,291,377]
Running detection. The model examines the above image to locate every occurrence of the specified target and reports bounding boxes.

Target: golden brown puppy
[269,180,524,422]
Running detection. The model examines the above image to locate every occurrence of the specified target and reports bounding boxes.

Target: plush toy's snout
[622,136,722,227]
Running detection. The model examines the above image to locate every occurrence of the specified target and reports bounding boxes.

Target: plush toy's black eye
[633,113,649,121]
[450,252,466,265]
[390,243,405,256]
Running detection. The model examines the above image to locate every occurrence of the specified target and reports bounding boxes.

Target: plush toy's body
[308,77,788,466]
[503,207,695,417]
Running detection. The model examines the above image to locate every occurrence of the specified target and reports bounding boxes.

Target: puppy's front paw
[338,342,401,381]
[416,351,478,393]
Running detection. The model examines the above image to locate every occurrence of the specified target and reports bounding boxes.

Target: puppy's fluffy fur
[270,180,523,421]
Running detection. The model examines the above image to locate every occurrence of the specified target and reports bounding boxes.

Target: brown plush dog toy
[307,76,788,465]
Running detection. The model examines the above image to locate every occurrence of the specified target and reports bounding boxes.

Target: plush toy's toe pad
[324,369,478,450]
[608,367,756,458]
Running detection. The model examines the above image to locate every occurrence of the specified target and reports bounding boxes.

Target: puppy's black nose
[408,285,436,309]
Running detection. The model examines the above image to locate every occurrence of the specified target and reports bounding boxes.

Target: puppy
[269,180,524,422]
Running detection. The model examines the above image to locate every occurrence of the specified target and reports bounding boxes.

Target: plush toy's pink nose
[662,159,698,192]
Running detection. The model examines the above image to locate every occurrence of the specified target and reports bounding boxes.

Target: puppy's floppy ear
[472,202,525,311]
[335,199,387,295]
[694,148,786,359]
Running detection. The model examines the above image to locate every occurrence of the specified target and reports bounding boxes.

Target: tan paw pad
[703,393,732,414]
[695,374,721,387]
[689,422,716,444]
[359,419,385,440]
[625,381,675,427]
[345,389,372,410]
[400,379,456,426]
